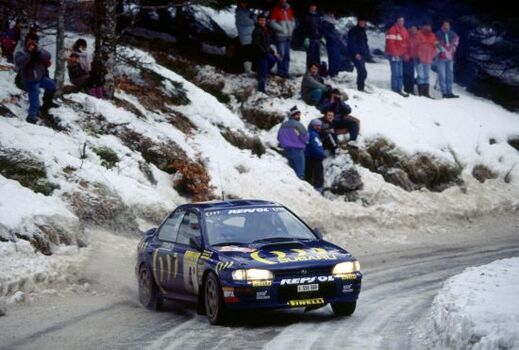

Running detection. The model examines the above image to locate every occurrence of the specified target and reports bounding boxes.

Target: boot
[41,93,59,114]
[422,84,431,98]
[417,84,424,96]
[243,61,253,75]
[95,86,105,99]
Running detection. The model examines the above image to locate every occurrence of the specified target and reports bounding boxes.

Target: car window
[158,209,184,242]
[176,212,201,245]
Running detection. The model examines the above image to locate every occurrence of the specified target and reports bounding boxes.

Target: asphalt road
[1,215,518,350]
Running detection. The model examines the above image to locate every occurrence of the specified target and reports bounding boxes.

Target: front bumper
[220,272,362,309]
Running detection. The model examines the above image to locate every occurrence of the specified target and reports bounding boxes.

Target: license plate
[297,284,319,292]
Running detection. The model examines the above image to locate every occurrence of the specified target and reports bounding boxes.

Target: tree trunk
[93,0,118,99]
[54,0,66,96]
[16,0,29,43]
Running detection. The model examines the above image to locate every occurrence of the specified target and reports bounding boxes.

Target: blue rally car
[136,200,362,324]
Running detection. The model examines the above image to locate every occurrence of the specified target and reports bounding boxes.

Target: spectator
[301,62,329,106]
[416,23,437,97]
[319,88,360,146]
[347,15,370,91]
[0,20,19,63]
[305,119,325,191]
[69,38,103,98]
[251,14,277,93]
[321,11,343,78]
[269,0,295,78]
[14,36,57,124]
[319,109,338,156]
[385,15,409,97]
[436,20,459,98]
[403,25,419,95]
[277,106,309,179]
[235,0,256,74]
[303,2,322,69]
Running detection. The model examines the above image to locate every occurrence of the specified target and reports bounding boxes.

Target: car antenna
[217,161,225,200]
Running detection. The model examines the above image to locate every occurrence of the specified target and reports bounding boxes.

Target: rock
[330,168,363,194]
[508,136,519,151]
[240,97,286,130]
[221,127,266,157]
[0,147,59,196]
[472,164,498,183]
[379,167,417,192]
[348,147,375,171]
[324,154,364,195]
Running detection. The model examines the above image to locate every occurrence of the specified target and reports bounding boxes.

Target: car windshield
[204,207,317,246]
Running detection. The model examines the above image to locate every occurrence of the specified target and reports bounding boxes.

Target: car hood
[213,240,355,269]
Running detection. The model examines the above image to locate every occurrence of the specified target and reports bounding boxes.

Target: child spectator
[277,106,309,179]
[305,119,325,192]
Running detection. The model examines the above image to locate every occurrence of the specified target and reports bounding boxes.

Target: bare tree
[54,0,66,96]
[93,0,118,99]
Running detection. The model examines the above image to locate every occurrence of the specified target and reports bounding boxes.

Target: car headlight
[332,261,360,275]
[232,269,274,281]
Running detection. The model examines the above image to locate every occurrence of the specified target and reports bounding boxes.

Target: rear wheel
[331,301,356,316]
[204,272,227,324]
[138,264,162,310]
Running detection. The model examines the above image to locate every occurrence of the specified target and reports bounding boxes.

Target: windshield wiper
[252,237,300,244]
[211,241,247,247]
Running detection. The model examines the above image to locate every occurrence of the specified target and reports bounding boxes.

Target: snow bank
[428,258,519,350]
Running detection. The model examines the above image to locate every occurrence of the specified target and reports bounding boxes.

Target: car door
[152,209,185,293]
[171,211,203,297]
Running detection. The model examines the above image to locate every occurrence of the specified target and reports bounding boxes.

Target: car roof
[177,199,281,212]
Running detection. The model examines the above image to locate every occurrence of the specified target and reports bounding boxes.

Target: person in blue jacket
[347,16,370,91]
[302,2,322,69]
[235,0,256,74]
[305,119,325,191]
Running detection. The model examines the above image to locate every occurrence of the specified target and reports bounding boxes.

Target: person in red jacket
[404,25,419,94]
[385,15,409,96]
[269,0,295,78]
[416,23,438,97]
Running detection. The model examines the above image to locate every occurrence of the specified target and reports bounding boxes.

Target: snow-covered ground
[426,258,519,350]
[1,16,518,312]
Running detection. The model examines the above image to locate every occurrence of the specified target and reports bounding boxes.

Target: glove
[303,38,310,50]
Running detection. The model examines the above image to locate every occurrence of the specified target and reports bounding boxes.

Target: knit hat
[310,119,322,127]
[289,106,301,118]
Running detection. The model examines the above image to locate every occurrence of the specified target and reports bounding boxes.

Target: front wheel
[138,264,162,310]
[204,272,227,325]
[331,301,356,316]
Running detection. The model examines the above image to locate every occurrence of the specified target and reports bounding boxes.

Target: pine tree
[93,0,118,99]
[54,0,66,96]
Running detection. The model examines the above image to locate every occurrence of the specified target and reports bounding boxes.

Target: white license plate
[297,284,319,292]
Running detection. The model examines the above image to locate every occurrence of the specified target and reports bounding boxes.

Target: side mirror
[313,227,323,240]
[189,236,203,250]
[144,228,157,236]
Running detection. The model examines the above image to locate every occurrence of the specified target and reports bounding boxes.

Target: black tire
[331,301,357,316]
[204,272,227,325]
[138,264,162,311]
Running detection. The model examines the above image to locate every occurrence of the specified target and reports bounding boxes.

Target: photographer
[319,88,360,146]
[15,36,57,124]
[319,109,338,156]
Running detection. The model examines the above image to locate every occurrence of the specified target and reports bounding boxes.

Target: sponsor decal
[342,284,353,293]
[183,251,201,294]
[217,246,256,253]
[227,208,270,214]
[280,276,334,285]
[339,273,357,281]
[288,298,325,307]
[216,261,234,274]
[251,248,337,265]
[256,290,270,300]
[200,250,213,260]
[250,280,273,287]
[222,287,239,303]
[152,249,167,294]
[137,240,148,254]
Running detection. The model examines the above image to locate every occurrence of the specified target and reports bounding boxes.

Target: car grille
[273,266,333,277]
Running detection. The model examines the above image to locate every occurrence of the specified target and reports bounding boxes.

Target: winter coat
[306,126,325,160]
[14,47,51,83]
[251,24,272,57]
[269,4,295,42]
[277,118,309,150]
[303,11,322,40]
[67,61,90,88]
[301,72,327,104]
[73,49,91,73]
[235,7,256,45]
[321,15,341,45]
[385,23,409,57]
[417,30,438,64]
[347,25,370,59]
[436,29,459,61]
[407,32,420,59]
[319,97,352,118]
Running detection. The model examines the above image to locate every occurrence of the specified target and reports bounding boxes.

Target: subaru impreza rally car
[136,200,362,324]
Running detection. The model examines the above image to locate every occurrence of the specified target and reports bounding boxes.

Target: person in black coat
[347,16,370,91]
[251,14,278,93]
[303,3,322,69]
